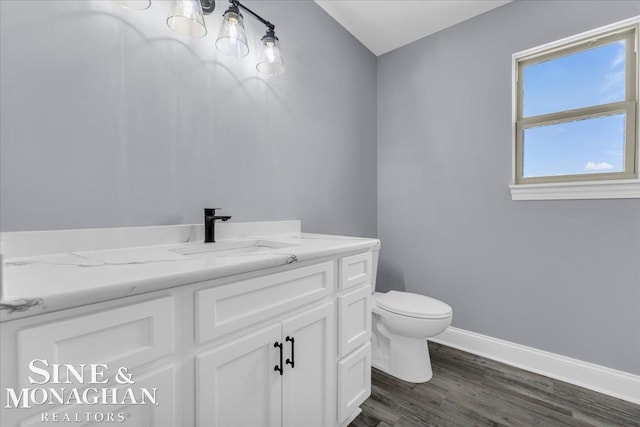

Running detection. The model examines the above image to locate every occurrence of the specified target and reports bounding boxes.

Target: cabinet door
[281,303,335,427]
[196,324,282,427]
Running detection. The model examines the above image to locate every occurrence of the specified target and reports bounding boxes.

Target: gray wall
[377,0,640,374]
[3,0,639,375]
[0,0,377,237]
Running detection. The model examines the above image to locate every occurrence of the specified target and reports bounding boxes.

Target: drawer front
[337,343,371,423]
[338,284,371,358]
[196,262,334,343]
[339,252,372,290]
[17,297,174,389]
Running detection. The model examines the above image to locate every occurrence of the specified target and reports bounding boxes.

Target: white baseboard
[430,326,640,405]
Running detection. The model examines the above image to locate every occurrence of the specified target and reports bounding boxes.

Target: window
[511,18,640,200]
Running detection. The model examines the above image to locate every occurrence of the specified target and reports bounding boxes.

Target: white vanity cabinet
[0,251,374,427]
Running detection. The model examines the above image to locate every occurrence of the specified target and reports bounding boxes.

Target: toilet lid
[376,291,452,319]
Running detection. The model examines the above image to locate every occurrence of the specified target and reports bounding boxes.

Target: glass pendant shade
[257,34,284,76]
[216,11,249,57]
[112,0,151,10]
[167,0,207,38]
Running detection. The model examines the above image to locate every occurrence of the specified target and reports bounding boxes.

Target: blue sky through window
[522,41,626,177]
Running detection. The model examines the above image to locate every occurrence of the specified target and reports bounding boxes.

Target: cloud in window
[584,161,614,171]
[610,43,625,69]
[601,42,626,102]
[602,70,625,92]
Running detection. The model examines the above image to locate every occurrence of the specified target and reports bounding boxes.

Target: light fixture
[215,3,248,57]
[112,0,151,11]
[115,0,284,75]
[257,29,284,76]
[166,0,208,38]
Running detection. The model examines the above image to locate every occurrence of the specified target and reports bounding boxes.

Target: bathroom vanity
[0,221,379,427]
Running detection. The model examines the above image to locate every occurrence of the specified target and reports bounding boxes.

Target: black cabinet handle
[285,336,295,369]
[274,341,283,375]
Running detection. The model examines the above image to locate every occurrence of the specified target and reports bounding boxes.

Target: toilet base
[372,336,433,383]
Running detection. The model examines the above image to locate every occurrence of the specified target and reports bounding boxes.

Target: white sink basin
[170,240,298,256]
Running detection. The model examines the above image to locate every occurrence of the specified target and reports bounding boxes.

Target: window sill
[509,179,640,200]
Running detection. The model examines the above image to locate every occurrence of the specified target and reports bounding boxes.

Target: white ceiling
[314,0,512,56]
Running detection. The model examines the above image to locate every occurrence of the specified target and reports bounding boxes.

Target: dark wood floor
[350,343,640,427]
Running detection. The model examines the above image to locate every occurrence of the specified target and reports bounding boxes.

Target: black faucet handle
[204,208,221,216]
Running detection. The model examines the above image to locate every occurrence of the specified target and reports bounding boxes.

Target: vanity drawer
[339,252,372,290]
[337,342,371,424]
[17,297,175,388]
[338,284,371,358]
[196,262,334,343]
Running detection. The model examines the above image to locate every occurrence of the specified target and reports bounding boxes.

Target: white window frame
[510,17,640,200]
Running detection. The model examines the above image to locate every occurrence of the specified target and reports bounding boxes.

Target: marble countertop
[0,221,379,322]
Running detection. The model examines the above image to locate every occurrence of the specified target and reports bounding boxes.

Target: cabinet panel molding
[339,252,372,290]
[196,262,334,343]
[17,297,175,389]
[338,285,371,358]
[337,343,371,423]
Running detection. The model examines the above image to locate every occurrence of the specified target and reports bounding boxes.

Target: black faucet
[204,208,231,243]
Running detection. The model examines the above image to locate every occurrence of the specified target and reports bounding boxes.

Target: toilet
[370,249,453,383]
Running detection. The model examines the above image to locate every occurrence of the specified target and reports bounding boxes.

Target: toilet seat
[375,291,452,319]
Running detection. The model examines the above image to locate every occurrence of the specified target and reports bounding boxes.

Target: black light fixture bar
[232,0,275,31]
[201,0,274,30]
